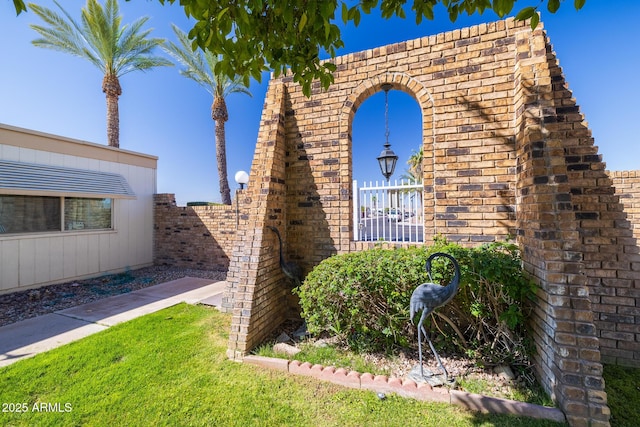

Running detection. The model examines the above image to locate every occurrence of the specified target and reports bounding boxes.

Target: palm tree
[401,147,423,183]
[400,147,424,215]
[29,0,172,148]
[163,24,252,205]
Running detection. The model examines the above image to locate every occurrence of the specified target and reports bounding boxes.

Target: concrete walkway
[0,277,227,368]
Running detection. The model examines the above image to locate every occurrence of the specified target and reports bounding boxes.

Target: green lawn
[0,304,566,426]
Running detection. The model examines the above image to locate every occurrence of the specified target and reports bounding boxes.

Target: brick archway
[222,17,640,426]
[338,72,436,242]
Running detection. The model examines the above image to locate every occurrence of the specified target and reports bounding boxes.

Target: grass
[0,304,567,427]
[256,340,391,376]
[455,376,553,407]
[259,336,640,427]
[604,364,640,427]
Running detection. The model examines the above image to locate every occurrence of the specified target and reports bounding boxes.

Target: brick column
[225,81,291,359]
[514,26,610,426]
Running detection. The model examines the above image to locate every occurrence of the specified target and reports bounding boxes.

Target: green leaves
[296,247,430,350]
[515,6,539,29]
[515,6,536,20]
[547,0,560,13]
[299,12,308,32]
[174,0,348,96]
[342,3,363,26]
[297,239,536,364]
[13,0,27,15]
[414,0,436,23]
[529,11,539,28]
[491,0,515,17]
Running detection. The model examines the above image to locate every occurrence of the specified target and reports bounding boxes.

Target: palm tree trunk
[212,95,231,205]
[103,74,122,148]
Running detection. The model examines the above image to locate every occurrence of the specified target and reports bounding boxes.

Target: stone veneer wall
[153,193,240,271]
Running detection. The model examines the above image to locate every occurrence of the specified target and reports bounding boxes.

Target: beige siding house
[0,124,157,294]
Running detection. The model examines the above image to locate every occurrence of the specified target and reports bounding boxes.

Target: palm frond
[164,24,252,99]
[206,50,252,99]
[29,2,90,60]
[116,34,173,75]
[28,0,169,77]
[162,24,216,95]
[80,0,116,72]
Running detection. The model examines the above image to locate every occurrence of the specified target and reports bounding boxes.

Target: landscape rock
[494,365,515,381]
[292,321,310,339]
[313,335,341,348]
[273,342,301,357]
[0,266,227,328]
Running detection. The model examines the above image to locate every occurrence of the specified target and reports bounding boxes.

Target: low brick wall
[610,171,640,243]
[153,194,242,271]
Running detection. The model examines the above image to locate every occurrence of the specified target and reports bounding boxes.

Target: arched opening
[351,86,424,243]
[353,89,422,183]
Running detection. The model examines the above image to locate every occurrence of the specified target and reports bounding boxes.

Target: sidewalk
[0,277,227,368]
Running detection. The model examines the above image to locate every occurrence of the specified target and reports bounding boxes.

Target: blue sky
[1,1,638,205]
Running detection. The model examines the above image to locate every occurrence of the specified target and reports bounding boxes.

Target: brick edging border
[243,355,566,423]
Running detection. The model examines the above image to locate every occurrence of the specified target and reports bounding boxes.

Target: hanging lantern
[377,84,398,181]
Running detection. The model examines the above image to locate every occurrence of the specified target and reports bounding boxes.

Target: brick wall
[224,82,293,359]
[275,21,523,277]
[153,193,240,271]
[512,27,612,425]
[217,17,640,427]
[610,171,640,242]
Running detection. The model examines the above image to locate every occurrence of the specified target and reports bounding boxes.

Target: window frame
[0,194,114,236]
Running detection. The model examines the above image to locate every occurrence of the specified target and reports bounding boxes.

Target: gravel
[271,320,538,401]
[0,266,227,328]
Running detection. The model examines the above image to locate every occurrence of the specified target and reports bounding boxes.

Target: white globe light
[234,170,249,186]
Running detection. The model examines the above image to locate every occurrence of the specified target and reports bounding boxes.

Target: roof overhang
[0,159,136,199]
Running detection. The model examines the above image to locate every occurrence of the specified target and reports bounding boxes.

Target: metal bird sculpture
[267,226,304,288]
[409,252,461,381]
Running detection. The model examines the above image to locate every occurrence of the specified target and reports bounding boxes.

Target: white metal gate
[353,179,424,242]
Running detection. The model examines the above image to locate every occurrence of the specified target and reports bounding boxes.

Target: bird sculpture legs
[409,252,460,384]
[416,309,449,381]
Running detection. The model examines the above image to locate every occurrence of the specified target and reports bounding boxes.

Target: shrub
[437,241,537,370]
[294,239,536,369]
[295,246,431,350]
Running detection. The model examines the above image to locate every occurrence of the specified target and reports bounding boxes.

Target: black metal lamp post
[377,84,398,181]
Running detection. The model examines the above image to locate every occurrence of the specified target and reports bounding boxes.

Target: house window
[0,195,61,233]
[64,198,112,230]
[0,195,113,234]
